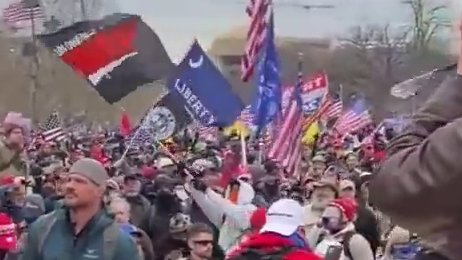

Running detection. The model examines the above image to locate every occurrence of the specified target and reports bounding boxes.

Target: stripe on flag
[334,99,372,136]
[241,0,269,82]
[2,0,44,28]
[323,99,342,119]
[302,97,332,129]
[267,74,304,174]
[43,127,65,142]
[238,106,255,127]
[42,111,66,142]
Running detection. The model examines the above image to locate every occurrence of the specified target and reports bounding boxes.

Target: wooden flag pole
[240,131,247,167]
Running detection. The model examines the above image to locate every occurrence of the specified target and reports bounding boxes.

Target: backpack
[341,231,355,259]
[36,211,119,260]
[229,246,296,260]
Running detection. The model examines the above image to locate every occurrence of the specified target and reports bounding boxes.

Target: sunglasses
[341,187,355,192]
[193,240,213,246]
[238,177,250,183]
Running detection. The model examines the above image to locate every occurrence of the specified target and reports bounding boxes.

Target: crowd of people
[0,109,426,260]
[3,37,462,259]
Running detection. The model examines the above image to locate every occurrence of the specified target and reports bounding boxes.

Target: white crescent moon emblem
[189,55,204,68]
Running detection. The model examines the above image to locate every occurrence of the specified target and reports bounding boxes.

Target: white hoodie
[190,180,256,251]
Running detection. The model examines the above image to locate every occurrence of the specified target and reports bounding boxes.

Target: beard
[156,191,179,211]
[264,184,279,195]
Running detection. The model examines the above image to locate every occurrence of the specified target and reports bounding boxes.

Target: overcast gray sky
[117,0,416,62]
[1,0,456,62]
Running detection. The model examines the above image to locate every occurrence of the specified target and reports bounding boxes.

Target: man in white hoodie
[189,178,256,252]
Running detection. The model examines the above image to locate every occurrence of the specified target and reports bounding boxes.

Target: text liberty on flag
[166,40,243,127]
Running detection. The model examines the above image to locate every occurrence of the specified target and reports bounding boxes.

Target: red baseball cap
[0,213,17,251]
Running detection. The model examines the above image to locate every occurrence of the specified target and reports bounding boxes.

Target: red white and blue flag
[267,72,304,174]
[300,72,328,116]
[2,0,44,29]
[334,97,372,136]
[241,0,269,82]
[321,96,342,120]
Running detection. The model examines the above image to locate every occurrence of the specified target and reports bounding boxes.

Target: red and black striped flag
[38,13,173,103]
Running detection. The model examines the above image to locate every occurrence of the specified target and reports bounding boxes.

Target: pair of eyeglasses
[193,240,213,246]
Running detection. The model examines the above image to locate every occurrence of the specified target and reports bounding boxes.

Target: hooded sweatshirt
[190,180,256,251]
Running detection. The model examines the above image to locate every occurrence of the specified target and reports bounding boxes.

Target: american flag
[302,95,333,129]
[334,98,372,136]
[190,121,217,140]
[321,97,342,120]
[361,122,386,146]
[191,106,254,139]
[42,111,66,142]
[238,106,255,127]
[126,126,152,148]
[267,72,304,174]
[241,0,269,82]
[2,0,45,28]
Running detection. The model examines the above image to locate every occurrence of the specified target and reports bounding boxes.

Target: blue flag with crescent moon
[166,40,244,127]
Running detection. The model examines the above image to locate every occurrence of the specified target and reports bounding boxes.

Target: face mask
[265,183,279,194]
[321,217,343,234]
[156,190,177,205]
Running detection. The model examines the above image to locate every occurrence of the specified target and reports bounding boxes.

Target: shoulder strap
[37,211,59,256]
[103,222,120,260]
[234,246,295,260]
[341,231,356,259]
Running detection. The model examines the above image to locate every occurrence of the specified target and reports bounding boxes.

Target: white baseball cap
[260,199,304,236]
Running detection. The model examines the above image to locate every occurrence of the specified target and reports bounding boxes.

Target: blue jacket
[21,207,140,260]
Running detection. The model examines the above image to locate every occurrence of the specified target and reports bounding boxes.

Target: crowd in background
[0,109,429,260]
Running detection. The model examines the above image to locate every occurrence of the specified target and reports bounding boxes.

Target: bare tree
[329,25,408,114]
[403,0,451,51]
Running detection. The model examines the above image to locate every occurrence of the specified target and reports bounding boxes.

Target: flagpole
[80,0,87,20]
[240,131,247,167]
[339,84,344,104]
[297,52,303,81]
[23,0,40,123]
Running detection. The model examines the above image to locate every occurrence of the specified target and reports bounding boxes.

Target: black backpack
[342,231,355,259]
[229,246,296,260]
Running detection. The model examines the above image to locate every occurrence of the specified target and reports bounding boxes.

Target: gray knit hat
[69,158,109,186]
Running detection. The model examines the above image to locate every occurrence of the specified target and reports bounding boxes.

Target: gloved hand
[191,178,208,192]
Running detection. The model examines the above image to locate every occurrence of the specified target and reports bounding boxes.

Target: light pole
[80,0,87,20]
[22,0,40,123]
